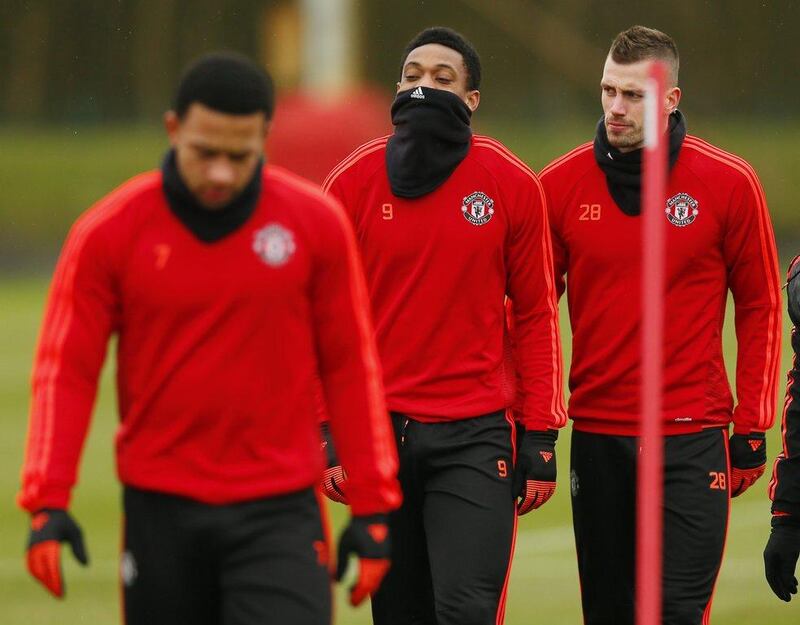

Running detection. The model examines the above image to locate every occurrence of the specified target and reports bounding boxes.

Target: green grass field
[1,276,798,624]
[1,119,798,622]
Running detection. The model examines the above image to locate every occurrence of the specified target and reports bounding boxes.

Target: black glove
[513,427,558,515]
[336,513,391,606]
[786,255,800,327]
[26,509,89,598]
[320,421,348,504]
[764,515,800,601]
[729,432,766,497]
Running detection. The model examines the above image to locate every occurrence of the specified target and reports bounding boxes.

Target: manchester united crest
[462,191,495,226]
[253,224,296,267]
[665,192,699,227]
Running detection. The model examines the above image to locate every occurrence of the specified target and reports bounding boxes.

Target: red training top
[324,135,566,431]
[541,135,781,436]
[19,166,401,516]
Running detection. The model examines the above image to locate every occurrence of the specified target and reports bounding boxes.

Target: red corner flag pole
[637,60,668,625]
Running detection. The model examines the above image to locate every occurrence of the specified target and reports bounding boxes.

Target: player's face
[600,56,649,152]
[398,43,480,112]
[600,55,681,153]
[165,103,267,210]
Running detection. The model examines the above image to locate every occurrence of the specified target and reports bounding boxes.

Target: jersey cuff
[17,484,72,514]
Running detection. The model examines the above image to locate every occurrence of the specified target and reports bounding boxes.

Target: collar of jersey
[161,149,263,243]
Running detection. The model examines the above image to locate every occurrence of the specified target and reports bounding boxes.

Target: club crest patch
[570,469,579,498]
[253,224,296,267]
[121,551,138,587]
[665,192,699,227]
[462,191,495,226]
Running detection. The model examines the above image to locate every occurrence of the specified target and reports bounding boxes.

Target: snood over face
[385,86,473,199]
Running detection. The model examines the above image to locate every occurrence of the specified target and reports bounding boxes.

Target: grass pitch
[1,277,797,624]
[1,117,798,624]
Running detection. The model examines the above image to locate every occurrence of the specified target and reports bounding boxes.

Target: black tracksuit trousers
[122,486,331,625]
[571,428,730,625]
[371,410,517,625]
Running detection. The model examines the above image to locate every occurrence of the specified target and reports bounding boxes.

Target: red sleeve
[18,209,120,512]
[322,166,356,223]
[506,171,567,431]
[310,195,401,516]
[723,166,781,434]
[541,173,568,300]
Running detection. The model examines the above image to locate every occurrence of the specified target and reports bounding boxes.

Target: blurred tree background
[2,1,796,123]
[0,0,798,264]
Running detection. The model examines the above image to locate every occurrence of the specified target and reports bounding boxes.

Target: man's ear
[466,90,480,113]
[665,86,681,115]
[164,110,180,147]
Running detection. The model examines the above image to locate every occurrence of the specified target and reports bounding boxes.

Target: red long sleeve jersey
[541,136,781,436]
[323,135,566,430]
[19,166,401,516]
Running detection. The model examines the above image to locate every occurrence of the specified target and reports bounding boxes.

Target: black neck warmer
[161,149,263,243]
[593,110,686,216]
[385,87,473,198]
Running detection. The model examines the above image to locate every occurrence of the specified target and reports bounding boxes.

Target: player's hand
[26,509,89,598]
[335,513,391,606]
[320,421,348,504]
[729,432,766,497]
[764,515,800,601]
[513,427,558,515]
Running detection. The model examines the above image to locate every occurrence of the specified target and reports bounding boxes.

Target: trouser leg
[571,430,637,625]
[218,489,331,625]
[371,414,436,625]
[122,487,220,625]
[423,412,516,625]
[662,429,729,625]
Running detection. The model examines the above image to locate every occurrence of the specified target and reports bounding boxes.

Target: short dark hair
[400,27,481,91]
[174,52,275,119]
[609,25,679,86]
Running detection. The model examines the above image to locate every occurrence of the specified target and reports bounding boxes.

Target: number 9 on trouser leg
[371,411,517,625]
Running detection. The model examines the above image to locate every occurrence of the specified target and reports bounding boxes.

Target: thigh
[122,487,219,625]
[423,413,516,625]
[570,430,637,625]
[372,414,436,625]
[662,429,729,625]
[219,490,331,625]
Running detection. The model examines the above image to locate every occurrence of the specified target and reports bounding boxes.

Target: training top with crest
[19,165,401,517]
[324,134,566,432]
[540,135,781,436]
